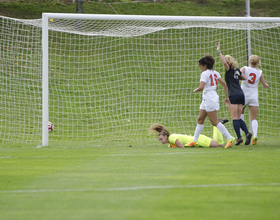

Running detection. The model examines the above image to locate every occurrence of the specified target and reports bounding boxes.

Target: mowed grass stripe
[1,148,279,159]
[1,182,280,194]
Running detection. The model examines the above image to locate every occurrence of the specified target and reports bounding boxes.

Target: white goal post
[1,14,280,146]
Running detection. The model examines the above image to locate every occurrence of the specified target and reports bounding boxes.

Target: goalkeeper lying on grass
[149,119,229,148]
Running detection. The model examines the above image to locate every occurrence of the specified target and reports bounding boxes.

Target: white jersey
[200,69,221,101]
[241,66,262,100]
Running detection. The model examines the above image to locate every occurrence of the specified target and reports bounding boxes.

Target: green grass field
[1,1,280,219]
[1,142,280,220]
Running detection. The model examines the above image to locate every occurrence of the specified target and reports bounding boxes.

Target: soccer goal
[1,14,280,146]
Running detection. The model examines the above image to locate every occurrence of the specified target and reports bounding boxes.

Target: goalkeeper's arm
[169,139,185,148]
[175,139,185,148]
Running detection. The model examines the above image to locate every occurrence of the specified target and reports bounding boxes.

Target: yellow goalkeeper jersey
[168,133,212,148]
[168,134,193,145]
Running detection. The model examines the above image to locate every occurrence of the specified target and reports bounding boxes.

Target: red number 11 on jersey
[209,74,218,86]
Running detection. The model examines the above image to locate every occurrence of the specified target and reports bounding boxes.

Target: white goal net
[1,14,280,146]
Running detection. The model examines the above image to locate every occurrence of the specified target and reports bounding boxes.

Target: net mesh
[1,15,280,145]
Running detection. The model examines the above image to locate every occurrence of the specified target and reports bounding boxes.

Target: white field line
[0,152,219,159]
[107,152,206,156]
[2,149,280,159]
[0,183,279,194]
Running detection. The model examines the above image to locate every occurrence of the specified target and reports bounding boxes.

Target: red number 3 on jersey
[209,74,218,86]
[248,73,256,84]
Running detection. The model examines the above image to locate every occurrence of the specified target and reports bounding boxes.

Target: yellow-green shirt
[168,134,193,145]
[168,133,212,148]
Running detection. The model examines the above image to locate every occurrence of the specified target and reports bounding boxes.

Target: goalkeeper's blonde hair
[225,55,238,69]
[148,123,170,137]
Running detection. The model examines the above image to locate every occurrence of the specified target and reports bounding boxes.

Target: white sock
[216,122,232,140]
[193,124,204,142]
[240,114,244,136]
[251,120,258,137]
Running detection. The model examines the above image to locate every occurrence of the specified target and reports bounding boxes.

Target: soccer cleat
[235,137,243,146]
[185,141,198,147]
[245,132,252,145]
[251,137,258,145]
[218,118,229,125]
[225,138,235,148]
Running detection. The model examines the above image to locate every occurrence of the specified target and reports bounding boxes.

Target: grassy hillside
[0,0,279,19]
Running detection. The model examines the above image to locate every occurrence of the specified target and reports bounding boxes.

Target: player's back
[241,66,262,98]
[201,69,220,100]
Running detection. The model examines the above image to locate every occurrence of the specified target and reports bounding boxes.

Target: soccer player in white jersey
[185,55,235,148]
[240,55,269,145]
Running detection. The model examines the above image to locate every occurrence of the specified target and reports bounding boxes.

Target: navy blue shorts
[229,93,245,105]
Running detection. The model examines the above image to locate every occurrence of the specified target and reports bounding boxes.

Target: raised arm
[217,42,230,71]
[218,77,230,105]
[260,73,269,88]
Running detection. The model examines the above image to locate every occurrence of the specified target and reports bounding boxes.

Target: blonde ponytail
[148,123,170,137]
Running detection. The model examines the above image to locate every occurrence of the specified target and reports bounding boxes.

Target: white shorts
[200,99,219,112]
[244,98,259,107]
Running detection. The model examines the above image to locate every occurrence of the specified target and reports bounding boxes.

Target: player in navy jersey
[217,42,252,145]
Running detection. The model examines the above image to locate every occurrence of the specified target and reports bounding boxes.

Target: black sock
[233,119,241,139]
[239,119,249,135]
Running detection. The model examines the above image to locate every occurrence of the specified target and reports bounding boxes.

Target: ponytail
[148,123,170,137]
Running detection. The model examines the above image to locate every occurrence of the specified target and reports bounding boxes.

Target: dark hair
[198,55,215,70]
